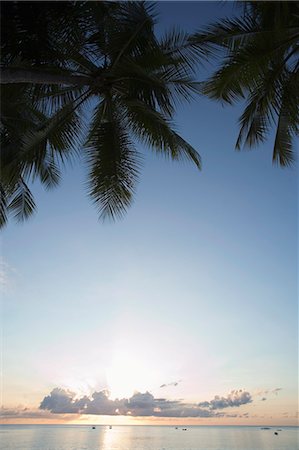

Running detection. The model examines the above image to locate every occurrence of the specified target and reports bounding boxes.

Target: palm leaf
[273,70,299,166]
[123,98,201,168]
[0,184,8,228]
[20,96,87,172]
[86,99,142,220]
[1,1,205,225]
[111,59,174,116]
[198,1,299,165]
[7,179,36,223]
[273,112,294,167]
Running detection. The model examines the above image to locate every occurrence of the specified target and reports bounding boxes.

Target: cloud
[40,388,91,414]
[40,388,213,417]
[0,406,79,421]
[40,388,254,418]
[256,388,282,398]
[252,387,283,402]
[160,380,182,388]
[0,260,15,291]
[198,390,252,410]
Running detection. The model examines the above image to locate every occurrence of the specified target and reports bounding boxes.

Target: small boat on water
[92,426,96,429]
[109,425,112,429]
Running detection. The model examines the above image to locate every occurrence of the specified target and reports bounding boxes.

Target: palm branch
[1,1,202,227]
[193,1,299,166]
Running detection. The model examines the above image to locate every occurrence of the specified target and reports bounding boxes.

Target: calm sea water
[0,425,298,450]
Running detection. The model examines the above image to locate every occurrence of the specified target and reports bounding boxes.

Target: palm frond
[7,179,36,223]
[160,28,206,71]
[0,184,8,228]
[20,97,87,171]
[235,75,280,150]
[191,14,296,56]
[112,59,174,116]
[30,84,87,116]
[1,1,88,67]
[272,70,299,166]
[1,0,205,225]
[172,132,202,169]
[108,2,157,64]
[35,152,61,189]
[273,112,294,167]
[159,67,200,105]
[123,99,201,168]
[199,1,299,165]
[86,99,142,221]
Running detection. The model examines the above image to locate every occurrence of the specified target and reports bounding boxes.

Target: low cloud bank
[0,406,79,421]
[198,390,252,410]
[39,388,252,418]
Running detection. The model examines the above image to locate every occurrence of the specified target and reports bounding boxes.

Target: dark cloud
[160,380,182,388]
[39,388,88,414]
[40,387,255,418]
[197,401,210,408]
[40,388,214,417]
[40,389,204,417]
[198,390,252,410]
[85,390,123,415]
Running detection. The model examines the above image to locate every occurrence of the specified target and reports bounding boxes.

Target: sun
[106,351,159,400]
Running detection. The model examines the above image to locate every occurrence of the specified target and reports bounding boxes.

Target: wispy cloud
[160,380,182,388]
[39,388,254,418]
[0,260,16,291]
[255,388,282,401]
[0,406,79,421]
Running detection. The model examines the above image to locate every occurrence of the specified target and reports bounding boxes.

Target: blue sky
[1,1,297,425]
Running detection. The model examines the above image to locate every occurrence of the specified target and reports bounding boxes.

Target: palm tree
[192,1,299,166]
[1,1,202,227]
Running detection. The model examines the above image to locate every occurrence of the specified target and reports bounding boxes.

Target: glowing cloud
[40,388,253,418]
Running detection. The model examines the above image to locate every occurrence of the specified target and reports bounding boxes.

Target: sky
[1,1,298,426]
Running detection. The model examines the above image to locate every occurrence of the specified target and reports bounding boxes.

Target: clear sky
[1,1,298,426]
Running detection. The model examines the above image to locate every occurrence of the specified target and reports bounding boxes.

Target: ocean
[0,425,297,450]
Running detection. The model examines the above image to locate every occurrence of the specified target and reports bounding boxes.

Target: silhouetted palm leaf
[194,1,299,165]
[86,99,141,220]
[1,1,202,227]
[6,178,36,223]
